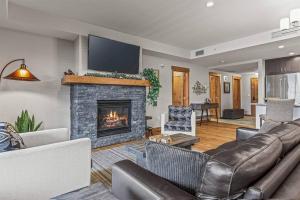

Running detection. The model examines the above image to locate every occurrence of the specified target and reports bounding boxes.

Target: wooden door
[232,76,241,109]
[251,78,258,116]
[209,73,221,116]
[173,72,184,106]
[172,66,189,106]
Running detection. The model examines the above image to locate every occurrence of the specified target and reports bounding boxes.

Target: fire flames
[103,110,128,128]
[107,111,119,122]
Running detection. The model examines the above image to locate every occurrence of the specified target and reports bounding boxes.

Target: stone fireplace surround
[70,84,146,148]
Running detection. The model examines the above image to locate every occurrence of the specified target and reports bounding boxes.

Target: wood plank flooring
[94,121,245,152]
[152,122,240,152]
[193,122,239,152]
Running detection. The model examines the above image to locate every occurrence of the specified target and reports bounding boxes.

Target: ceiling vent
[195,49,205,56]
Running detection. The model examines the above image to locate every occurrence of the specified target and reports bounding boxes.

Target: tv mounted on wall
[88,35,140,74]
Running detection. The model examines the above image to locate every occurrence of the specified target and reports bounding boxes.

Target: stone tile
[70,85,146,148]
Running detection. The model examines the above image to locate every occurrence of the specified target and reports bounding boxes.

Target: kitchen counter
[255,104,300,128]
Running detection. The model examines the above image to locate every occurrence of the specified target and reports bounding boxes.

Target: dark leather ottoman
[223,109,244,119]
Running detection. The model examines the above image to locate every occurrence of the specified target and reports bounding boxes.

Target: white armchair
[0,128,91,200]
[161,106,196,136]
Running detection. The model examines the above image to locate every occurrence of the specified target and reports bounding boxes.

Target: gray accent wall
[70,84,146,148]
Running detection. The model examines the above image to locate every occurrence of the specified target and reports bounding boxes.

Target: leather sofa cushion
[271,162,300,199]
[197,134,282,199]
[112,160,196,200]
[205,141,239,156]
[244,144,300,199]
[267,123,300,156]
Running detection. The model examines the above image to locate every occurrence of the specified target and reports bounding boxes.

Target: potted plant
[14,110,43,133]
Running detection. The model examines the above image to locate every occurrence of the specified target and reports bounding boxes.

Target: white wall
[73,37,210,127]
[210,70,258,116]
[258,59,265,104]
[241,73,258,115]
[210,71,240,116]
[0,28,75,129]
[142,53,209,127]
[0,28,209,129]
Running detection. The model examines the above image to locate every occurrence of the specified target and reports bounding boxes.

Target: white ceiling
[192,36,300,67]
[211,62,258,74]
[9,0,300,49]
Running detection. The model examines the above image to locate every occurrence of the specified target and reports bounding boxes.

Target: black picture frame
[224,82,230,93]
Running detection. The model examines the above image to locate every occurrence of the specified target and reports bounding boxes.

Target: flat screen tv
[88,35,140,74]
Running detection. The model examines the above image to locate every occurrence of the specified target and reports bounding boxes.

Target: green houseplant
[14,110,43,133]
[142,68,161,106]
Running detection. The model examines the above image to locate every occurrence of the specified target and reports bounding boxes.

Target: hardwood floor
[91,122,242,185]
[193,122,238,152]
[152,121,240,152]
[94,121,245,152]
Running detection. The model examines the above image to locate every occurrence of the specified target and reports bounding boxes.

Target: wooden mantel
[62,75,150,87]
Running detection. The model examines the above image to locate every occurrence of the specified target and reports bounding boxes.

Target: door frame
[250,77,258,116]
[232,76,241,109]
[172,66,190,106]
[250,77,258,103]
[209,72,222,115]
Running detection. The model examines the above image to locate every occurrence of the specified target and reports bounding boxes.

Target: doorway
[172,66,189,106]
[232,76,241,109]
[209,72,221,116]
[251,77,258,116]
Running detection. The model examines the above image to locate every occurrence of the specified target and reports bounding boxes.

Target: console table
[191,103,219,125]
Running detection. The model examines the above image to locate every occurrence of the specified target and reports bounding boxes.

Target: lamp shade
[280,17,290,30]
[4,64,39,81]
[290,8,300,23]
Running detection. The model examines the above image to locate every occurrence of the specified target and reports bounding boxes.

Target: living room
[1,0,300,199]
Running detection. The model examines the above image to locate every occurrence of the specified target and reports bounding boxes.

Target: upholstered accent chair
[259,98,295,127]
[161,105,196,136]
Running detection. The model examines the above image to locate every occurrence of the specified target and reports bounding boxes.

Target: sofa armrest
[161,113,166,135]
[236,127,259,141]
[0,138,91,199]
[112,160,195,200]
[21,128,70,147]
[191,111,196,136]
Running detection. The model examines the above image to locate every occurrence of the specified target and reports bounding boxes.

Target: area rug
[212,116,256,127]
[91,145,137,187]
[53,145,137,199]
[51,182,118,200]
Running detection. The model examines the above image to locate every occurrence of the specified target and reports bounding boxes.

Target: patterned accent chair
[161,105,196,136]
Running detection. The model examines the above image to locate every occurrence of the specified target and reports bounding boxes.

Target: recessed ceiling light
[289,52,295,55]
[278,45,285,49]
[206,1,214,8]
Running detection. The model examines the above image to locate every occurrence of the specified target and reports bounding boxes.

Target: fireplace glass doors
[97,100,131,137]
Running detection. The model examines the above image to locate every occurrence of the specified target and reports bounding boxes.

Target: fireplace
[97,100,131,137]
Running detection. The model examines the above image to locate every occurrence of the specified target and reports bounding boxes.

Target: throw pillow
[145,141,210,195]
[0,122,26,152]
[258,120,282,134]
[0,131,11,152]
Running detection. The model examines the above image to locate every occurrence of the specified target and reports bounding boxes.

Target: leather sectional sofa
[112,120,300,200]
